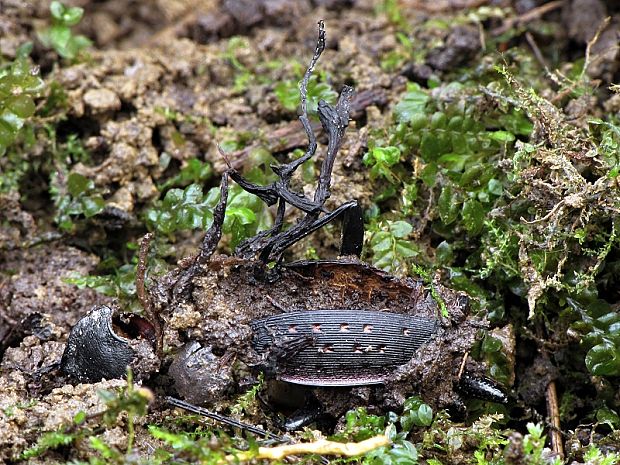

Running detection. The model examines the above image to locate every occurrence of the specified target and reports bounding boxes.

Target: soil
[1,0,620,463]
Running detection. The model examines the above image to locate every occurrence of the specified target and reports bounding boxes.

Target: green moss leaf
[488,130,515,143]
[586,340,620,376]
[420,132,439,160]
[50,1,65,19]
[430,111,447,129]
[401,396,433,430]
[49,24,71,50]
[461,199,485,235]
[0,120,14,151]
[390,220,412,238]
[61,6,84,26]
[438,184,459,225]
[7,95,35,118]
[435,240,453,265]
[394,82,429,123]
[80,195,104,218]
[67,172,91,197]
[487,178,503,196]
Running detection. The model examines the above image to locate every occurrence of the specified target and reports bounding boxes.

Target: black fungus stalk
[170,172,230,303]
[227,20,360,265]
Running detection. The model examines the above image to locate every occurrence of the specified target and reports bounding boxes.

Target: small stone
[83,88,121,113]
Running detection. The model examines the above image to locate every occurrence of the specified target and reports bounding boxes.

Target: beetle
[60,20,508,430]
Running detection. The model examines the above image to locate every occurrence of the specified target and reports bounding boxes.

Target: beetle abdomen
[251,310,438,386]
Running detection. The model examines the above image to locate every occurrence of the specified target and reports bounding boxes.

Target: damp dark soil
[2,0,620,463]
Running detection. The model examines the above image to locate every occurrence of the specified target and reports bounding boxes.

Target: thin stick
[525,31,548,71]
[136,232,163,355]
[136,232,153,310]
[492,0,564,36]
[579,16,611,82]
[457,351,469,378]
[546,381,564,459]
[166,396,284,441]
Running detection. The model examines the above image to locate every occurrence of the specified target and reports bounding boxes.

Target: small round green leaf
[435,241,453,265]
[67,172,91,197]
[487,178,503,196]
[461,199,485,235]
[586,340,620,376]
[0,120,15,149]
[62,6,85,26]
[489,130,515,143]
[7,95,35,118]
[80,195,104,218]
[430,111,447,129]
[50,1,65,20]
[438,184,460,225]
[390,220,413,238]
[417,403,433,426]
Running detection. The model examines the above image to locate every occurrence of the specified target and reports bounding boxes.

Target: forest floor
[1,0,620,463]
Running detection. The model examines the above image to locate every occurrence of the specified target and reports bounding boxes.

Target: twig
[136,232,153,311]
[579,16,611,82]
[226,435,390,462]
[546,380,564,459]
[457,351,469,378]
[525,31,548,70]
[492,0,565,36]
[136,232,163,356]
[401,0,489,13]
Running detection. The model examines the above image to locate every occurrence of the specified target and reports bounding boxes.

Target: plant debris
[2,0,620,463]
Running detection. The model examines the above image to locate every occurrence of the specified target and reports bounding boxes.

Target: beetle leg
[166,396,285,441]
[225,19,326,217]
[313,86,354,206]
[255,333,316,378]
[457,372,508,404]
[282,401,326,431]
[255,81,355,263]
[228,169,279,206]
[340,202,364,257]
[196,171,230,265]
[228,21,357,265]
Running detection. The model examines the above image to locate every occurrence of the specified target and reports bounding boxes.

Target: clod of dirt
[0,244,109,332]
[426,25,481,72]
[517,354,560,405]
[0,192,36,250]
[1,331,65,395]
[83,88,122,114]
[0,378,127,462]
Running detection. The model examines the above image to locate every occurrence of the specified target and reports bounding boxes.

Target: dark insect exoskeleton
[251,310,439,386]
[60,20,508,434]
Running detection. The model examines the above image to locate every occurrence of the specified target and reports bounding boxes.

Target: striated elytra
[251,310,439,386]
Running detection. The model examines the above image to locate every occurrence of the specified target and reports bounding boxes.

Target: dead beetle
[61,20,507,429]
